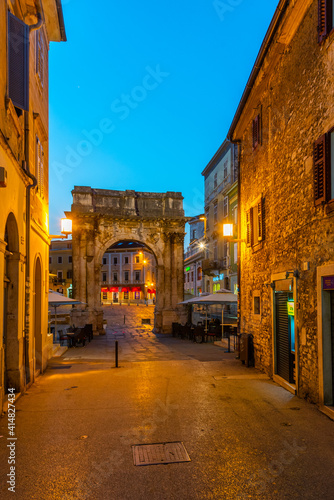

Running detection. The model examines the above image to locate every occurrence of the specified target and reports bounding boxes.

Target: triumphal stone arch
[67,186,188,334]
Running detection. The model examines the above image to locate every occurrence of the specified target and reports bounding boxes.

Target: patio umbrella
[48,291,84,341]
[179,290,237,334]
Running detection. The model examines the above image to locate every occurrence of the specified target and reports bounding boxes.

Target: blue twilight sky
[49,0,279,243]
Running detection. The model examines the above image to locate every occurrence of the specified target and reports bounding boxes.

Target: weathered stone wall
[233,0,334,403]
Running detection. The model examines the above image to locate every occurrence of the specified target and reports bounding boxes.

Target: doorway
[275,291,295,385]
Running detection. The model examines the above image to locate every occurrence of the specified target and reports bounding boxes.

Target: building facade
[100,241,156,304]
[228,0,334,411]
[201,140,238,294]
[49,239,73,296]
[0,1,66,409]
[184,216,205,298]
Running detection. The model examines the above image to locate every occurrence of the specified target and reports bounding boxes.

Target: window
[206,281,210,293]
[135,256,140,263]
[233,205,238,224]
[124,256,129,264]
[191,272,194,282]
[49,257,52,264]
[36,136,44,197]
[124,291,129,299]
[246,198,265,247]
[113,257,118,265]
[187,273,190,283]
[314,129,334,205]
[252,114,261,150]
[197,267,202,280]
[223,197,228,218]
[113,273,118,282]
[205,209,210,231]
[214,201,218,225]
[68,256,72,263]
[192,229,196,240]
[223,161,228,179]
[102,292,107,300]
[234,243,238,264]
[103,257,107,265]
[102,272,107,282]
[57,271,63,279]
[67,243,72,249]
[223,240,228,258]
[8,12,29,111]
[213,240,218,261]
[67,270,72,279]
[254,296,261,315]
[318,0,334,43]
[57,256,62,264]
[135,271,140,281]
[124,271,129,281]
[35,29,45,87]
[214,172,218,189]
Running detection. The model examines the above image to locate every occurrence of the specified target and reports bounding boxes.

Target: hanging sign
[323,276,334,290]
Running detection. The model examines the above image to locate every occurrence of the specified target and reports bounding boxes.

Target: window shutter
[246,209,253,247]
[36,30,45,87]
[258,200,263,241]
[252,115,260,149]
[314,134,329,205]
[8,12,29,111]
[318,0,329,43]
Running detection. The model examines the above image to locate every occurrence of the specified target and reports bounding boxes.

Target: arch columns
[68,187,189,335]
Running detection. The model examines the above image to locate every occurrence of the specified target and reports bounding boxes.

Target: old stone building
[100,241,156,304]
[184,215,205,298]
[49,239,73,296]
[201,140,238,294]
[67,187,188,334]
[0,0,66,409]
[228,0,334,412]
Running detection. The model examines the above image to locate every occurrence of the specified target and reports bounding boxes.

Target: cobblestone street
[63,305,226,363]
[1,305,334,499]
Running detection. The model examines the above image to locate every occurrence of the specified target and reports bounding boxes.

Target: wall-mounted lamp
[222,223,245,243]
[49,218,73,240]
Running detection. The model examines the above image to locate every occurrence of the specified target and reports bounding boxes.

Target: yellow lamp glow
[198,242,206,249]
[223,224,234,237]
[61,218,72,235]
[143,260,147,264]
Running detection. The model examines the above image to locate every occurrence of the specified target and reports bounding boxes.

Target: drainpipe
[23,1,44,385]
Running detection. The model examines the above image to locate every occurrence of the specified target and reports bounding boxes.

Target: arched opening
[99,239,158,326]
[34,257,42,372]
[3,213,20,392]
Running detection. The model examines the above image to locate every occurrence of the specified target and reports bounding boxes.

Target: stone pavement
[1,305,334,500]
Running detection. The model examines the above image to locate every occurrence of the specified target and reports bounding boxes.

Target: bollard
[115,340,119,368]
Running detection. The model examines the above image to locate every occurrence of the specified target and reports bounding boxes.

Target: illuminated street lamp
[61,218,72,235]
[49,218,73,240]
[222,223,245,243]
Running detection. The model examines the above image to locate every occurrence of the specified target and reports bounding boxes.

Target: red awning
[147,289,156,294]
[121,287,130,292]
[109,287,118,293]
[131,287,142,292]
[101,287,108,292]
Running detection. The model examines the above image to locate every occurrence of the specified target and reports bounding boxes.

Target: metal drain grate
[132,442,191,466]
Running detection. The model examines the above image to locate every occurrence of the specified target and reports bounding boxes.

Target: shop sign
[287,301,295,317]
[213,273,224,282]
[323,276,334,290]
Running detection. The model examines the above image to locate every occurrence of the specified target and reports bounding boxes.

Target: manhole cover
[132,442,191,466]
[50,365,72,370]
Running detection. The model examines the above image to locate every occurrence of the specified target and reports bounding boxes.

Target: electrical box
[0,167,7,187]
